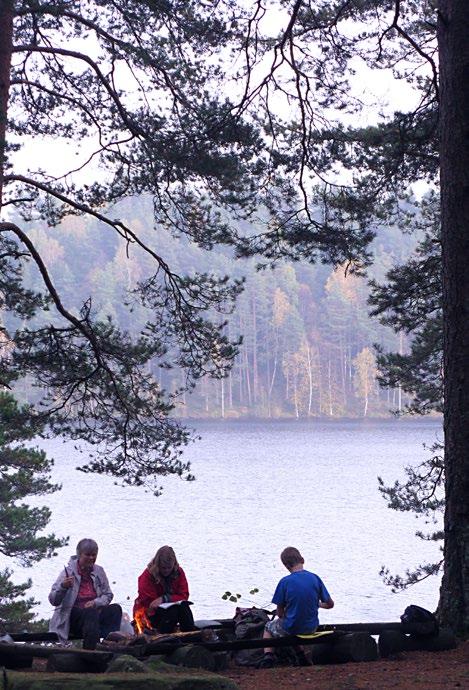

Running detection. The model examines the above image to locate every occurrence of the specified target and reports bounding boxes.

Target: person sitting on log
[133,545,194,634]
[258,546,334,668]
[48,538,122,649]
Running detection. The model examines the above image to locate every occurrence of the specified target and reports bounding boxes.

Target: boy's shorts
[265,618,288,637]
[265,618,317,637]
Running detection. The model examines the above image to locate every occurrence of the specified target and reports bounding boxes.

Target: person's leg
[98,604,122,639]
[148,606,179,633]
[80,608,101,649]
[295,627,317,666]
[69,607,86,639]
[263,628,274,654]
[258,618,286,667]
[176,602,195,631]
[295,645,313,666]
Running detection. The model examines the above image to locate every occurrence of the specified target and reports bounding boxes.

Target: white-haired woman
[49,538,122,649]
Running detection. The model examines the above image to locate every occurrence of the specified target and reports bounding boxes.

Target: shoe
[257,652,275,669]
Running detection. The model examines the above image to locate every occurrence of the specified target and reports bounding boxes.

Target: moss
[6,670,238,690]
[105,655,148,673]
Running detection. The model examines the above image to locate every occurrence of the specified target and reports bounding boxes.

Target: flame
[134,606,152,635]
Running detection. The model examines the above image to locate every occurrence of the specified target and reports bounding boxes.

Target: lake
[3,418,443,625]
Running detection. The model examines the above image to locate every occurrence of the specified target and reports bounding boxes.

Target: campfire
[99,609,214,651]
[133,606,152,636]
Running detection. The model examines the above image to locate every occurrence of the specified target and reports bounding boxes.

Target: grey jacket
[48,555,114,641]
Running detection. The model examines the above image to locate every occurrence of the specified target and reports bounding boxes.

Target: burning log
[133,606,152,636]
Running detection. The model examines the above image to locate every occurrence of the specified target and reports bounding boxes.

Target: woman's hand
[61,576,74,590]
[148,597,163,611]
[84,600,95,609]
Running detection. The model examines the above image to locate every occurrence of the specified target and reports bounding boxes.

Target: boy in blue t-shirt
[259,547,334,668]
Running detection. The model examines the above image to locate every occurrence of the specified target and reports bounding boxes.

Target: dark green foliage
[1,1,270,493]
[0,392,66,630]
[370,193,442,415]
[0,569,37,632]
[378,440,444,591]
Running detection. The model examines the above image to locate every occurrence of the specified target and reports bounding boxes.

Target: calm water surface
[4,418,443,625]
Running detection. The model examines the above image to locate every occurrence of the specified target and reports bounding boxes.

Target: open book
[159,600,193,610]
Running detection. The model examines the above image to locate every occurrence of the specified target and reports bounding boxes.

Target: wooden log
[206,618,405,634]
[145,630,341,656]
[0,641,113,665]
[167,645,216,671]
[406,629,457,652]
[0,649,33,670]
[46,651,109,673]
[309,633,378,664]
[379,628,458,657]
[318,622,403,634]
[378,630,408,657]
[9,632,59,643]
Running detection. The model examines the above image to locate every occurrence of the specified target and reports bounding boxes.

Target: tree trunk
[220,377,225,418]
[252,294,258,404]
[438,0,469,636]
[0,0,13,211]
[307,344,313,416]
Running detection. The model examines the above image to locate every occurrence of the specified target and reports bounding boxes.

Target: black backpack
[400,605,439,637]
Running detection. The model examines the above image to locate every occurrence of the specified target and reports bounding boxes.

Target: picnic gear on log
[232,607,271,667]
[400,604,439,637]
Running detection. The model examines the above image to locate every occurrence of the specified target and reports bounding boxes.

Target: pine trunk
[438,0,469,636]
[0,0,13,211]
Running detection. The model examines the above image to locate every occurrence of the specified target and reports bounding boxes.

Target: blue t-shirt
[272,569,331,634]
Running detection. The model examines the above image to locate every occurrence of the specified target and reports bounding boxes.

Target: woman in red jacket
[133,545,194,633]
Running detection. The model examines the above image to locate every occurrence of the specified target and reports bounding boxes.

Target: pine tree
[0,1,265,493]
[0,392,66,631]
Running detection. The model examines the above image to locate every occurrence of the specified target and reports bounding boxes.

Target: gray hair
[76,538,98,556]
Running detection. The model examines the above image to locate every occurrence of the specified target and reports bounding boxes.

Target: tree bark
[0,0,13,211]
[438,0,469,636]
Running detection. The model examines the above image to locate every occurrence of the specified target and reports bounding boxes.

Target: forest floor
[219,641,469,689]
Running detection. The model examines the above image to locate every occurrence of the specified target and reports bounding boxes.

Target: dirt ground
[220,641,469,689]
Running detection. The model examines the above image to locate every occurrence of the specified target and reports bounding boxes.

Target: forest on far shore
[7,196,431,420]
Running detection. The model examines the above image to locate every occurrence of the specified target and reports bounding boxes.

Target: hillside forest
[6,197,429,420]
